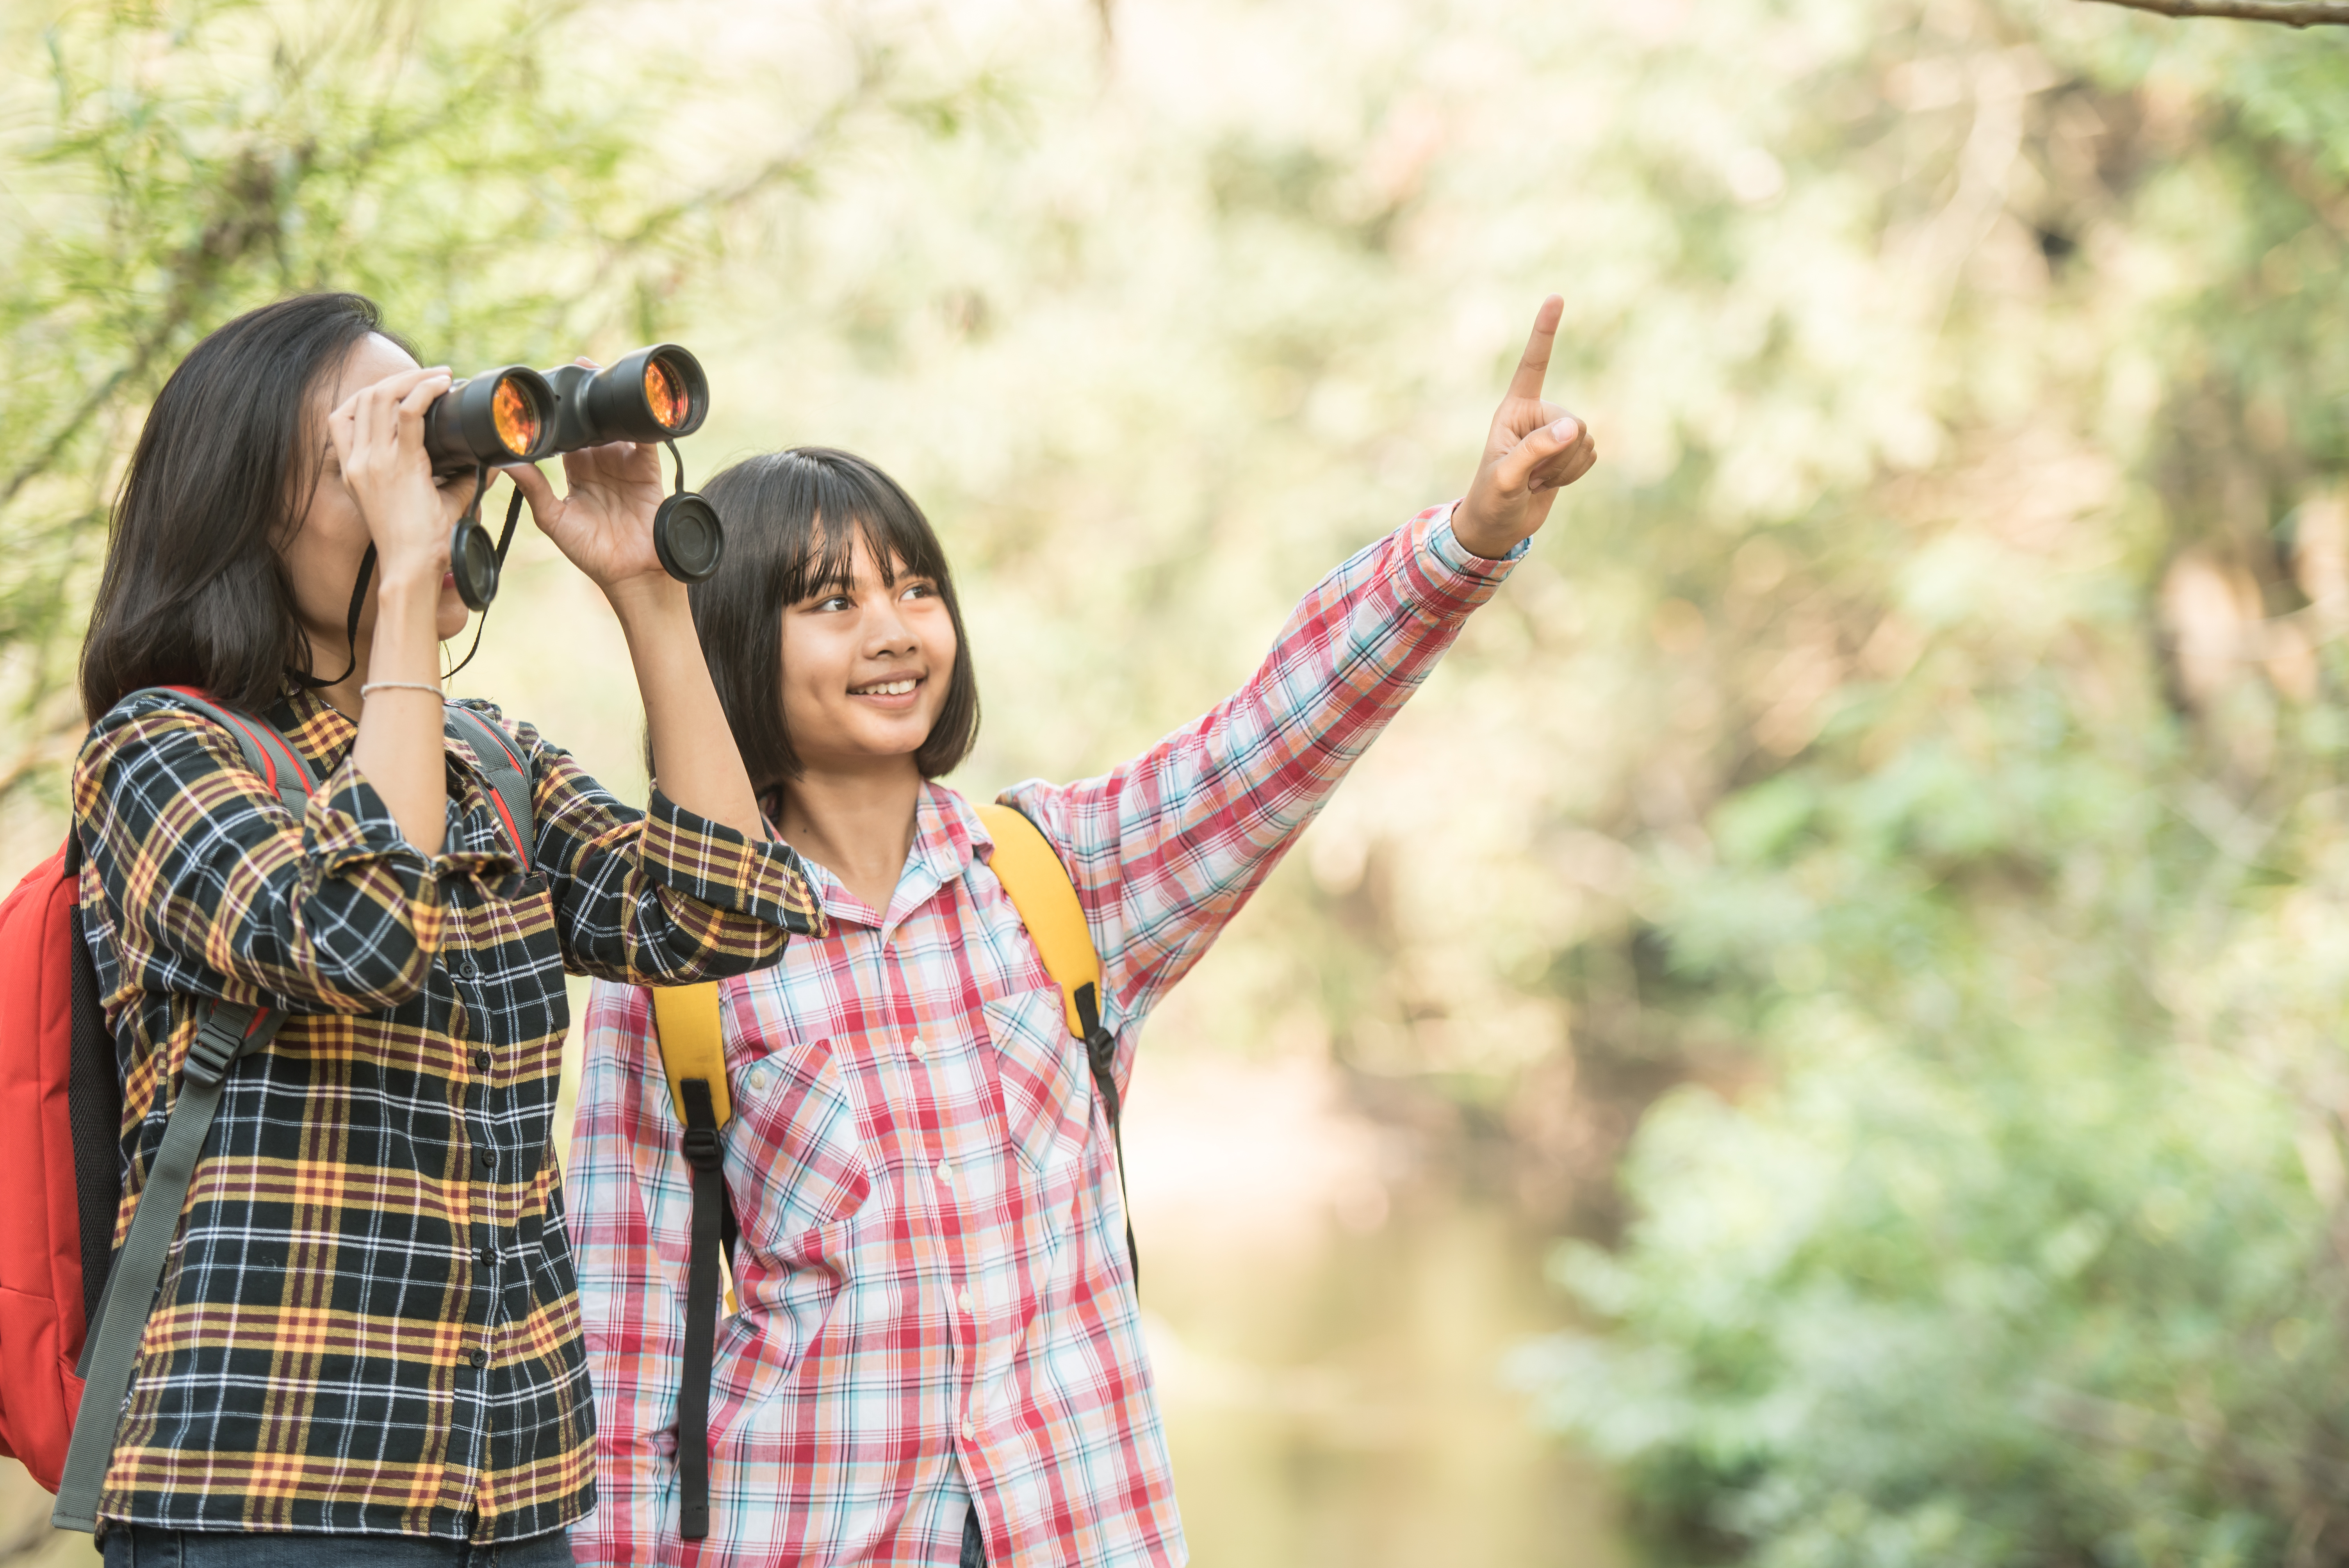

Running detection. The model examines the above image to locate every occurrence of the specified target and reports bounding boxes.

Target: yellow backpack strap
[649,980,733,1539]
[974,800,1139,1283]
[974,802,1101,1039]
[653,982,731,1127]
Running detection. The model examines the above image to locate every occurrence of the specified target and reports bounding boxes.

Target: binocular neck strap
[287,545,376,691]
[438,449,690,686]
[444,481,524,681]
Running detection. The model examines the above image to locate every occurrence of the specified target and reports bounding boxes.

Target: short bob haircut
[80,292,406,722]
[690,448,980,795]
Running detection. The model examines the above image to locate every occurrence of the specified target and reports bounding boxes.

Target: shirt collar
[266,683,357,766]
[789,782,993,936]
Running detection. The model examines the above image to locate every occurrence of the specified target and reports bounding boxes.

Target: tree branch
[2080,0,2349,25]
[0,361,137,508]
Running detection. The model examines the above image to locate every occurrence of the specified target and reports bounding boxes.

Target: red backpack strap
[127,686,314,816]
[442,704,533,868]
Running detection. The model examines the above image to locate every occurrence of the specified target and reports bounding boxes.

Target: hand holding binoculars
[424,344,725,610]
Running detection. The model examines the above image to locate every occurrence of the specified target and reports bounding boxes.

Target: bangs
[686,445,982,788]
[774,456,954,605]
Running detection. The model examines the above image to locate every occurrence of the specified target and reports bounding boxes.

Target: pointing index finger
[1507,294,1565,402]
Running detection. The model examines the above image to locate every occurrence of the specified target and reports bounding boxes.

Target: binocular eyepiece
[422,345,724,610]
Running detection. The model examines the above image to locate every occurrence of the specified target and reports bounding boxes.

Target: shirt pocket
[984,985,1093,1184]
[728,1034,873,1267]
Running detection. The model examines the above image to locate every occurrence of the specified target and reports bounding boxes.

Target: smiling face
[775,525,959,778]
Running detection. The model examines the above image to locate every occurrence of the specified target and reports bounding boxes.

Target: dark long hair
[79,292,401,721]
[689,447,981,793]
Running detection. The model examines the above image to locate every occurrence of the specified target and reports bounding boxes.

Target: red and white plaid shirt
[563,506,1518,1566]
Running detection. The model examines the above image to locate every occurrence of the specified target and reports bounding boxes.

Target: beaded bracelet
[358,680,444,699]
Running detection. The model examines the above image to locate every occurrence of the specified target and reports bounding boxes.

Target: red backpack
[0,688,533,1528]
[0,826,112,1491]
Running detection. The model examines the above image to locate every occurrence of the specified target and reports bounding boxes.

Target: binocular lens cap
[654,492,725,583]
[451,521,501,611]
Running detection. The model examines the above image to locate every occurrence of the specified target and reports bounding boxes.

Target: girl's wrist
[367,571,444,675]
[372,566,443,618]
[604,571,692,627]
[1449,499,1519,560]
[372,544,446,594]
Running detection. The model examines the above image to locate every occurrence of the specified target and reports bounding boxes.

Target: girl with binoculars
[561,297,1596,1566]
[55,285,1593,1567]
[61,293,824,1564]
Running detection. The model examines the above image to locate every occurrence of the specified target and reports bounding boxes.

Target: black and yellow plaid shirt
[72,685,824,1542]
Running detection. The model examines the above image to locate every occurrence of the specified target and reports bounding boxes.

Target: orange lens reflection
[491,376,540,455]
[645,357,689,430]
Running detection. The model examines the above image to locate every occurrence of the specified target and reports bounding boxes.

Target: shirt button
[479,1242,497,1266]
[476,1147,497,1172]
[468,1348,489,1369]
[935,1159,953,1189]
[958,1286,974,1314]
[453,955,477,980]
[962,1417,975,1441]
[473,1049,493,1074]
[909,1037,927,1060]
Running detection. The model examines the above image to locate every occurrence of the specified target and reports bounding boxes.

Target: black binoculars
[423,345,725,609]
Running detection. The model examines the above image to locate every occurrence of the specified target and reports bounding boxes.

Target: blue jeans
[101,1525,572,1568]
[961,1507,987,1568]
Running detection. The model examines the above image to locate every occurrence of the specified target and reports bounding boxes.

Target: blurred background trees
[1498,10,2349,1566]
[5,0,2349,1563]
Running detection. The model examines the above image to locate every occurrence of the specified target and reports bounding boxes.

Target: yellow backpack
[648,800,1134,1541]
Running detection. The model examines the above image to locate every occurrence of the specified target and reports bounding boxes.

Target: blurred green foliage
[1502,2,2349,1562]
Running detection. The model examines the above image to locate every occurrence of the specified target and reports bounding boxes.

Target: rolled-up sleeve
[75,695,448,1014]
[510,718,826,985]
[1002,503,1520,1083]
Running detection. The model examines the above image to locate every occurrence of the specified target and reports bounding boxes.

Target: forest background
[4,0,2349,1564]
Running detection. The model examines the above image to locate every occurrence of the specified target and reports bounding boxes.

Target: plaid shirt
[565,506,1519,1566]
[72,685,824,1542]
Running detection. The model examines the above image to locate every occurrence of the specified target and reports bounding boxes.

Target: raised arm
[1000,296,1597,1073]
[490,371,827,978]
[325,361,471,856]
[1003,508,1508,1042]
[502,372,764,840]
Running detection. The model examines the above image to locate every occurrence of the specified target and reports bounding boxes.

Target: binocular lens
[545,345,708,451]
[425,365,556,474]
[644,357,690,432]
[491,376,543,457]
